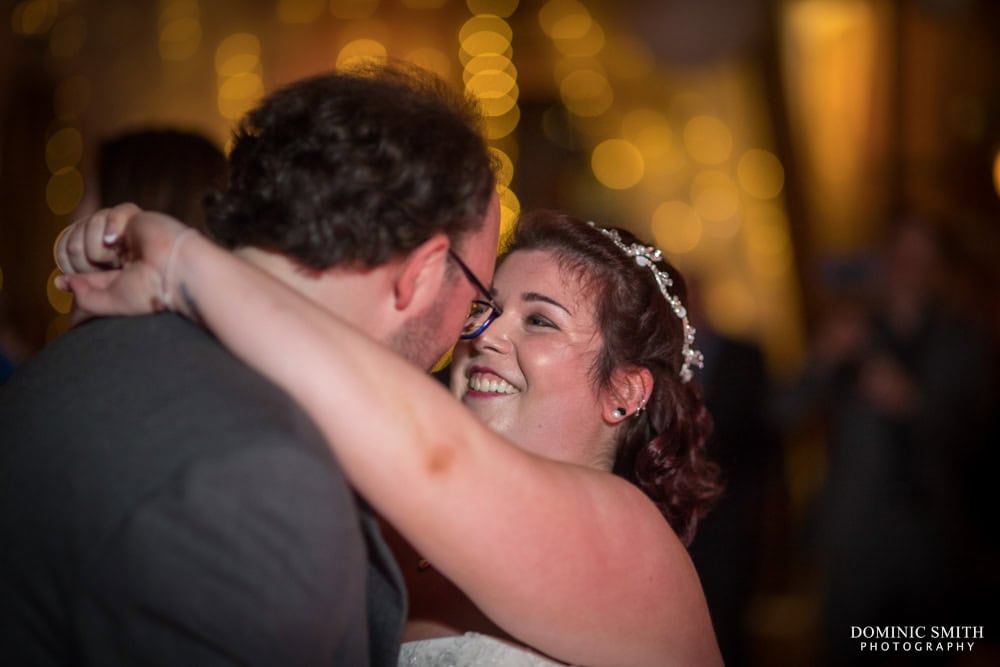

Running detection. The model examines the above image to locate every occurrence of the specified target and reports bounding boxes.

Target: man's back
[0,314,376,665]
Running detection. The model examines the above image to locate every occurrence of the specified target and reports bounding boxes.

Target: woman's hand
[55,202,139,273]
[55,205,199,322]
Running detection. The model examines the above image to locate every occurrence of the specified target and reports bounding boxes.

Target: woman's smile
[452,249,610,467]
[464,366,520,396]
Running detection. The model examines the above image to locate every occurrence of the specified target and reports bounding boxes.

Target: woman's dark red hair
[503,210,721,545]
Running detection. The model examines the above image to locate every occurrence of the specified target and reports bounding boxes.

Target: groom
[0,64,498,666]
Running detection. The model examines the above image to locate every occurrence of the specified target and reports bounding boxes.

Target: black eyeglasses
[447,249,502,340]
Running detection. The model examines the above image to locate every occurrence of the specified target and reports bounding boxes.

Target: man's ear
[392,233,451,312]
[601,365,654,423]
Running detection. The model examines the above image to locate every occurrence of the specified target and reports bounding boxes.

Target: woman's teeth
[468,374,519,395]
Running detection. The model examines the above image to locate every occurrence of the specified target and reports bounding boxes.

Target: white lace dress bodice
[398,632,569,666]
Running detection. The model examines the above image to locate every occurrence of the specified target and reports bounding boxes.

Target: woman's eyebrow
[521,291,572,315]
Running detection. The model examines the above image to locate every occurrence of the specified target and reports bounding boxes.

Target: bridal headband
[588,222,704,383]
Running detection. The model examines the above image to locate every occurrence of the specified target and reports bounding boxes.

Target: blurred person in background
[0,293,33,383]
[775,216,995,666]
[75,127,228,234]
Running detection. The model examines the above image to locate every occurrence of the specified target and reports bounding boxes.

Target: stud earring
[613,407,627,418]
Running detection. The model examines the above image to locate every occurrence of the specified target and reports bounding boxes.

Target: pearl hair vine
[587,222,704,383]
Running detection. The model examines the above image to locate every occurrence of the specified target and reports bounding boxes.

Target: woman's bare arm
[61,208,721,667]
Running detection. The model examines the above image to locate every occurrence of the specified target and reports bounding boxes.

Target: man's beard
[387,299,454,372]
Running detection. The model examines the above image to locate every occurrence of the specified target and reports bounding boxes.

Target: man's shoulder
[4,314,308,426]
[0,316,371,667]
[0,313,341,513]
[4,314,222,387]
[0,315,353,586]
[38,313,234,371]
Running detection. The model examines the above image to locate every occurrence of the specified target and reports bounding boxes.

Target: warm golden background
[1,1,998,666]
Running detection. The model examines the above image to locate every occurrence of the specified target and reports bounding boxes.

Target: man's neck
[235,246,392,341]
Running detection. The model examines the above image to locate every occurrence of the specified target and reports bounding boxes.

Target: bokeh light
[218,73,264,118]
[159,18,201,61]
[549,8,591,40]
[158,1,202,62]
[214,33,259,63]
[558,68,613,117]
[538,0,590,37]
[591,139,644,190]
[277,0,325,24]
[690,170,741,227]
[46,268,73,314]
[464,53,517,83]
[45,127,83,174]
[490,147,515,188]
[215,33,264,120]
[683,115,733,165]
[46,167,84,215]
[622,108,674,159]
[465,69,518,117]
[705,278,756,336]
[464,67,517,96]
[551,16,604,57]
[336,38,388,68]
[217,53,261,79]
[462,2,520,219]
[652,200,703,254]
[498,185,521,242]
[460,32,512,62]
[737,148,785,199]
[460,14,512,44]
[215,33,261,75]
[11,0,57,35]
[623,109,685,177]
[483,105,520,140]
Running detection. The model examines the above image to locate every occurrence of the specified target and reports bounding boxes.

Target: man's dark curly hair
[206,62,496,269]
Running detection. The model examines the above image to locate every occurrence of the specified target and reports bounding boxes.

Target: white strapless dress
[398,632,569,666]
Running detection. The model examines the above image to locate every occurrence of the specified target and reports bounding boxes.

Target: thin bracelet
[52,226,71,272]
[158,228,198,311]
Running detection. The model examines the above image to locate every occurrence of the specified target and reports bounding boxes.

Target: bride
[58,206,723,666]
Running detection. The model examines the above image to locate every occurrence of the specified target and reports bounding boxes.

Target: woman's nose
[473,310,512,354]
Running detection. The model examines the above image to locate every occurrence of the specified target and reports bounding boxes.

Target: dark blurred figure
[83,128,227,233]
[0,293,32,383]
[687,280,782,667]
[775,217,995,666]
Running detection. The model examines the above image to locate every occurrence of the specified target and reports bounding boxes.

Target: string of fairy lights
[10,0,942,371]
[460,1,520,244]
